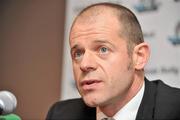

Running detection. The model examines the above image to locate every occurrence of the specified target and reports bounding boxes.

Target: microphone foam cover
[0,91,17,115]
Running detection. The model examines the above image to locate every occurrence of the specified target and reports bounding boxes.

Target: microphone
[0,91,21,120]
[0,91,17,115]
[0,108,2,115]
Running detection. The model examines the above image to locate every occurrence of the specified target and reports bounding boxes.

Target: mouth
[80,79,102,91]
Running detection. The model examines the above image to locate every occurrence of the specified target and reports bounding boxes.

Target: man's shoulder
[53,98,84,107]
[150,79,180,118]
[50,98,89,112]
[46,98,96,120]
[137,79,180,119]
[150,79,180,95]
[148,79,180,101]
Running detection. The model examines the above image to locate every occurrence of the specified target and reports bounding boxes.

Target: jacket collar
[136,78,157,120]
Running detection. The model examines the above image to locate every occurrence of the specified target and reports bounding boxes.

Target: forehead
[70,12,120,43]
[76,5,116,23]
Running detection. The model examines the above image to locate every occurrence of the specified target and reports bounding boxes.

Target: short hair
[71,2,144,55]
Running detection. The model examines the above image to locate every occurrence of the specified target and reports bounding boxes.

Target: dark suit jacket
[46,78,180,120]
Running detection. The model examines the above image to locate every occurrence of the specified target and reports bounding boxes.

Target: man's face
[70,13,135,107]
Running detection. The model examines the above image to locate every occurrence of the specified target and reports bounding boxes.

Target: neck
[99,74,144,117]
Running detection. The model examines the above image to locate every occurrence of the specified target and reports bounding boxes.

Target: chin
[83,98,96,107]
[82,95,105,107]
[82,95,95,106]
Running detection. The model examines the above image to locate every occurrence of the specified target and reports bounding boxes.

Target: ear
[132,42,150,70]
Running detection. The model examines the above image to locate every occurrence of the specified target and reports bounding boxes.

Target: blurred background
[0,0,180,120]
[0,0,65,119]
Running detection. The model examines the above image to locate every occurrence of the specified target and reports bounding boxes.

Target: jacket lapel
[136,78,157,120]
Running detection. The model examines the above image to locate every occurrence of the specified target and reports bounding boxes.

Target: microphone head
[0,91,17,115]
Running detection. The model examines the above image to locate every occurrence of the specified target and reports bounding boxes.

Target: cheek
[72,64,80,82]
[72,64,83,93]
[104,55,127,74]
[103,54,133,86]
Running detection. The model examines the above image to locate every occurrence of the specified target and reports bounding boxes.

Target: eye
[99,47,108,54]
[73,49,83,60]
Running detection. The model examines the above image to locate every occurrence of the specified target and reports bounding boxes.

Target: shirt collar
[113,81,145,120]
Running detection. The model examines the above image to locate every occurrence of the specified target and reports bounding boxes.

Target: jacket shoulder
[50,98,85,110]
[154,80,180,99]
[46,98,96,120]
[153,80,180,118]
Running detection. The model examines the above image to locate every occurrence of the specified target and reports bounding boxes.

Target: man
[46,2,180,120]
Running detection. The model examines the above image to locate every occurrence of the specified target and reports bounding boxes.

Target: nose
[80,51,97,72]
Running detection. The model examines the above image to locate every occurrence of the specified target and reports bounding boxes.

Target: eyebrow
[70,44,79,54]
[70,39,115,53]
[92,39,115,47]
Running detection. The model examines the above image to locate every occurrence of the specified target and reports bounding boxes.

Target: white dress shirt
[97,82,145,120]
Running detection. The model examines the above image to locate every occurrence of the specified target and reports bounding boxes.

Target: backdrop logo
[143,31,155,38]
[169,21,180,45]
[174,0,180,2]
[134,0,160,12]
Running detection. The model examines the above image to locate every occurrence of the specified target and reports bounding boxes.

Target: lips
[80,79,102,90]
